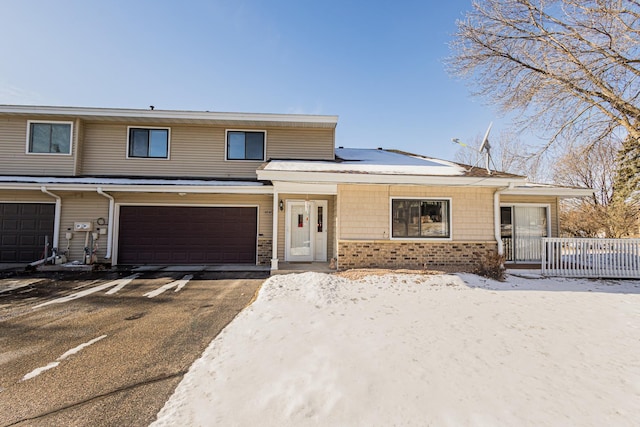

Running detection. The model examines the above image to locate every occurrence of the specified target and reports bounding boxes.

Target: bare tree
[448,0,640,153]
[553,138,639,237]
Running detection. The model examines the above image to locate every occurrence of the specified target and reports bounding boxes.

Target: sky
[1,0,509,162]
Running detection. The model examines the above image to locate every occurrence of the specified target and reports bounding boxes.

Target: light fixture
[279,200,284,211]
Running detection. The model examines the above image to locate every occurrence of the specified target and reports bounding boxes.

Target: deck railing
[542,238,640,278]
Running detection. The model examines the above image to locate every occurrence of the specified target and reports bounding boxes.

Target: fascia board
[257,169,526,187]
[502,187,594,198]
[272,182,338,194]
[0,105,338,126]
[0,182,274,194]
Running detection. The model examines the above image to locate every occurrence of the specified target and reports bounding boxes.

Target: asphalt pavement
[0,269,266,426]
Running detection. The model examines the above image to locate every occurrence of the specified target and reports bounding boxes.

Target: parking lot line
[33,274,140,308]
[21,335,107,382]
[143,274,193,298]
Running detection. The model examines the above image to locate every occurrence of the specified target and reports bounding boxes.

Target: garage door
[0,203,55,262]
[117,206,257,264]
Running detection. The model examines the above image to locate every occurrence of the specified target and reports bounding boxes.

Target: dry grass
[334,268,453,280]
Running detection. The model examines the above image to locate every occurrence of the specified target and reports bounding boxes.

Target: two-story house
[0,105,591,270]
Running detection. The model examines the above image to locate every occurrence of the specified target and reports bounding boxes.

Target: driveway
[0,270,265,426]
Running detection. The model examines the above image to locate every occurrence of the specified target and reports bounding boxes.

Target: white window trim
[389,196,453,241]
[224,129,267,162]
[26,120,74,156]
[126,126,171,160]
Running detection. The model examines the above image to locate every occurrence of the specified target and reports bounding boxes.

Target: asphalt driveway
[0,270,265,426]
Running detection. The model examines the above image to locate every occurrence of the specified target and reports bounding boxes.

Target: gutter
[96,187,114,259]
[494,182,515,256]
[40,186,61,250]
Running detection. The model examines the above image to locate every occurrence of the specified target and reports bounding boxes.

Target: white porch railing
[542,238,640,278]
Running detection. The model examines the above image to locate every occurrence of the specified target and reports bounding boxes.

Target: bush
[475,251,506,281]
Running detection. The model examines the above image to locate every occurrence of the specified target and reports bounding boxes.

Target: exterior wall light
[279,200,284,211]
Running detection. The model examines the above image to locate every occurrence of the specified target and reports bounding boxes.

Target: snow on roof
[0,176,264,186]
[265,148,466,176]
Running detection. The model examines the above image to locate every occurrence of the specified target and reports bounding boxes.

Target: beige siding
[500,195,560,237]
[338,184,496,241]
[266,128,334,160]
[58,192,110,261]
[0,116,76,176]
[276,194,336,261]
[0,190,56,202]
[81,123,334,178]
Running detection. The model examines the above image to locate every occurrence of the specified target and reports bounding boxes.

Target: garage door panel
[0,203,55,262]
[118,206,257,265]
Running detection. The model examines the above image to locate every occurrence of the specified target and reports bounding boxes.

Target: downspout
[96,187,114,259]
[494,182,515,256]
[40,186,61,250]
[271,191,279,270]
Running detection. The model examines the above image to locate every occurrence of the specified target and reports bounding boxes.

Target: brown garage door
[0,203,55,262]
[117,206,257,264]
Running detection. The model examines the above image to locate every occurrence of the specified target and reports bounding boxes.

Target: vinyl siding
[500,195,560,237]
[58,192,110,261]
[81,123,334,178]
[0,190,56,203]
[338,184,496,241]
[0,116,76,176]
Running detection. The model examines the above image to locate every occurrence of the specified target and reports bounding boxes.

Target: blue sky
[0,0,506,161]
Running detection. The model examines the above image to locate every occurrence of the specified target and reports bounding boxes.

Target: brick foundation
[257,238,272,265]
[338,240,497,271]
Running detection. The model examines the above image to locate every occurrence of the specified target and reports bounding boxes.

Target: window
[128,127,169,158]
[226,131,265,160]
[392,199,450,238]
[27,121,72,154]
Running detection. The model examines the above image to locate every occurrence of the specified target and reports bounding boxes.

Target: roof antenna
[452,122,496,174]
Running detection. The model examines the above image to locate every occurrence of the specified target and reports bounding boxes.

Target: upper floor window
[391,199,451,239]
[226,130,265,161]
[128,127,169,159]
[27,121,72,155]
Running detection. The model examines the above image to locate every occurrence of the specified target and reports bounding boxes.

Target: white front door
[285,200,328,262]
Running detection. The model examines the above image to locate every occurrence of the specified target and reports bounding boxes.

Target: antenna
[452,122,496,174]
[479,122,493,174]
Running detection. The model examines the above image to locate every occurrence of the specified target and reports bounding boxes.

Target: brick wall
[338,240,497,271]
[257,238,272,265]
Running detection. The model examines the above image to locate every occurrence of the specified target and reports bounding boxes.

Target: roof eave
[257,169,527,186]
[502,187,594,198]
[0,105,339,127]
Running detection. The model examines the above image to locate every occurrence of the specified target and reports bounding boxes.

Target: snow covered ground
[151,272,640,427]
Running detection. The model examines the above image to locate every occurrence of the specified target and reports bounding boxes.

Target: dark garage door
[0,203,55,262]
[117,206,257,264]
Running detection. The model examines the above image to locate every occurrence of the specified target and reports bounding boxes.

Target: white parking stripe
[144,274,193,298]
[33,274,140,308]
[0,279,43,294]
[105,275,140,295]
[20,335,107,381]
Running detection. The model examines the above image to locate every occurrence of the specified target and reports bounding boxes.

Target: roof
[258,148,527,186]
[0,104,338,129]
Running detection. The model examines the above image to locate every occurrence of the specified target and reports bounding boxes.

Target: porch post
[271,191,279,270]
